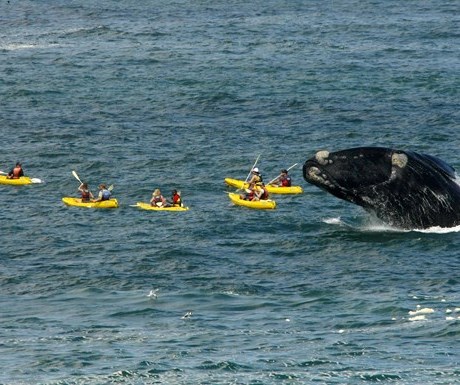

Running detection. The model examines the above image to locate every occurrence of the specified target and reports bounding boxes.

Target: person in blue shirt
[94,184,112,201]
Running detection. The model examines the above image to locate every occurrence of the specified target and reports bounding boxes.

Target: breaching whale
[303,147,460,229]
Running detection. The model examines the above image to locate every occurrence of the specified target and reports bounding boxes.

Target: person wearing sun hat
[247,167,263,186]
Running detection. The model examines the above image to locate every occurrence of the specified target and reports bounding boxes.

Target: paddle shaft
[244,154,261,183]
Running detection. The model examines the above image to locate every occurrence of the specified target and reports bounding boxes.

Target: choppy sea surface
[1,1,459,384]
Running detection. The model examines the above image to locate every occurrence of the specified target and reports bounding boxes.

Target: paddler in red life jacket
[253,182,269,201]
[7,162,24,179]
[170,189,182,207]
[150,188,168,207]
[239,182,255,201]
[78,182,94,202]
[270,169,292,187]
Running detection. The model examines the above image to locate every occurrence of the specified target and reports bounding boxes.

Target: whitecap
[408,307,435,316]
[323,217,343,225]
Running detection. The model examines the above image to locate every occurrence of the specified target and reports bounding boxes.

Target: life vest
[249,174,262,185]
[244,190,255,201]
[101,189,111,200]
[281,176,292,187]
[81,189,91,202]
[172,193,182,206]
[259,187,269,200]
[152,195,164,206]
[12,166,22,179]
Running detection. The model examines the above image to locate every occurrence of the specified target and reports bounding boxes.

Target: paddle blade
[72,170,82,184]
[31,178,43,184]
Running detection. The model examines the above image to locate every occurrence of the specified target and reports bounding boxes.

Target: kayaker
[240,181,262,201]
[253,183,269,201]
[169,189,182,207]
[270,169,292,187]
[94,184,112,202]
[150,189,168,207]
[240,188,255,201]
[246,167,263,185]
[78,182,94,202]
[7,162,24,179]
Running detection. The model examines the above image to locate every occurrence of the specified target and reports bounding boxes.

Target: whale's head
[303,147,398,207]
[303,147,460,229]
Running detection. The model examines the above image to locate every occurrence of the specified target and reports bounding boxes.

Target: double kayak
[224,178,303,194]
[0,175,42,185]
[62,197,119,209]
[228,192,276,210]
[134,202,190,211]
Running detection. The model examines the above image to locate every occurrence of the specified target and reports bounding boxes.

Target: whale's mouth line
[305,163,361,203]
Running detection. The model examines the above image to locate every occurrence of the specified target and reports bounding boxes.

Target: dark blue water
[1,1,459,384]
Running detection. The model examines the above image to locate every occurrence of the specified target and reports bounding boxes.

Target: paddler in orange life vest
[78,182,94,202]
[7,162,24,179]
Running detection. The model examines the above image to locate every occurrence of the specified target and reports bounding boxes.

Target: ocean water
[1,1,460,384]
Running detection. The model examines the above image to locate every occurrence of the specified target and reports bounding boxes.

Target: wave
[323,216,460,234]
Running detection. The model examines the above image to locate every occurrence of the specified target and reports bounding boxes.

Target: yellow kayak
[62,197,119,209]
[228,192,276,210]
[0,175,42,185]
[224,178,303,194]
[134,202,190,211]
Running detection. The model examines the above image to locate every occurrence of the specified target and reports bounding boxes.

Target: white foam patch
[415,225,460,234]
[362,223,406,233]
[1,43,59,51]
[408,307,435,316]
[326,214,460,234]
[323,217,343,225]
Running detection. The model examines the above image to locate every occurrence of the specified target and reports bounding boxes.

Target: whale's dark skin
[303,147,460,229]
